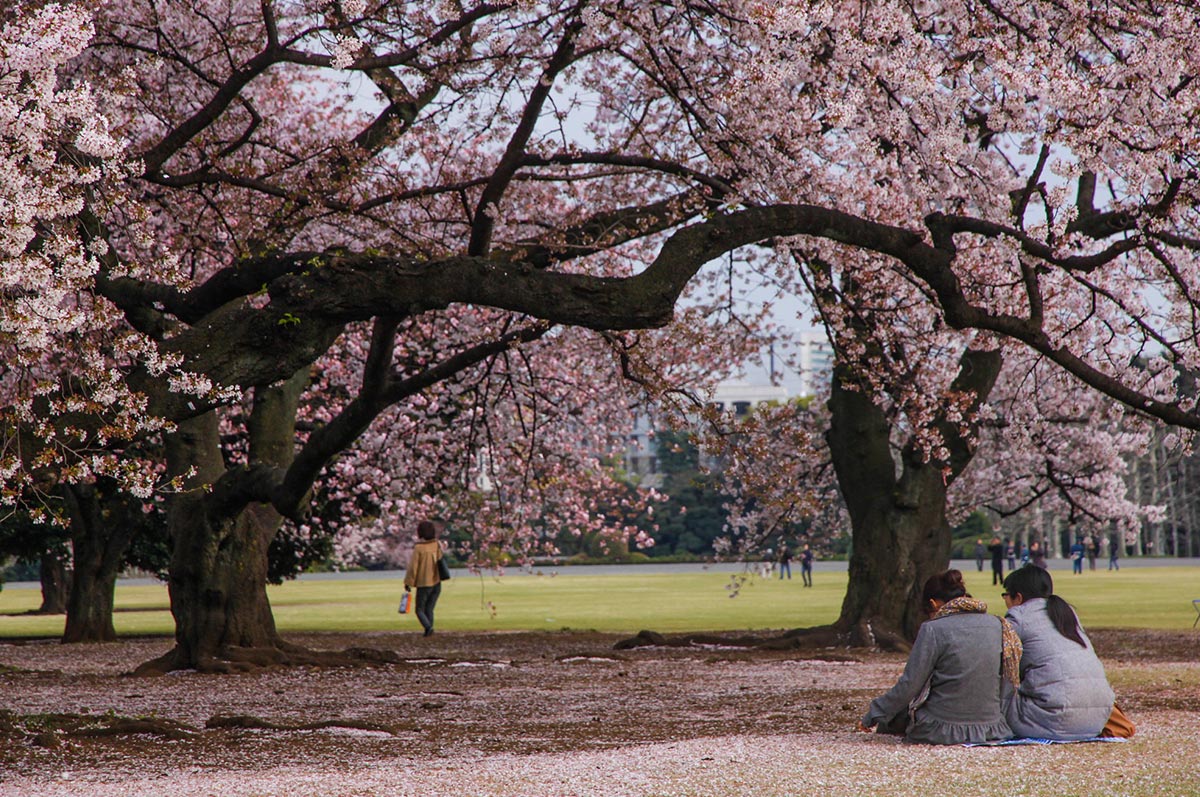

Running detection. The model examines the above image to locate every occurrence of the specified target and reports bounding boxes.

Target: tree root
[206,714,413,735]
[836,620,912,653]
[2,711,199,745]
[70,717,198,740]
[1,709,411,749]
[613,624,912,655]
[132,641,405,677]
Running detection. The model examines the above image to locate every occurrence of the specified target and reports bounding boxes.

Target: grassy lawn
[1,564,1197,638]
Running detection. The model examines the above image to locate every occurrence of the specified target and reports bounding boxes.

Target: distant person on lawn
[988,536,1005,586]
[778,544,792,580]
[859,569,1019,745]
[1028,540,1047,569]
[404,520,447,637]
[1070,538,1085,575]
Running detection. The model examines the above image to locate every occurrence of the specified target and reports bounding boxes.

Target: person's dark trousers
[992,565,1003,585]
[801,565,812,587]
[416,582,442,636]
[780,562,791,579]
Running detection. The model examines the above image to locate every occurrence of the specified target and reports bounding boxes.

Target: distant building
[705,381,790,416]
[624,412,661,487]
[737,328,834,397]
[793,331,834,397]
[624,381,791,485]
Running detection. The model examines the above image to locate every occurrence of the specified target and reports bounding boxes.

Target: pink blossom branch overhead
[3,0,1200,516]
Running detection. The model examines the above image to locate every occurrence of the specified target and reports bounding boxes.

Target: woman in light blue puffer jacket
[1002,565,1114,740]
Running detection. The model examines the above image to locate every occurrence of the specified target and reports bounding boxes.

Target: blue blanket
[963,736,1129,747]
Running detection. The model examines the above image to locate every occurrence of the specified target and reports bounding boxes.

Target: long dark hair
[1003,565,1086,647]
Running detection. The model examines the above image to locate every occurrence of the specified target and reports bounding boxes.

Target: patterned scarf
[934,596,1023,687]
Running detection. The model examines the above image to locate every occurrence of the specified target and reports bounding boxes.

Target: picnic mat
[964,736,1130,747]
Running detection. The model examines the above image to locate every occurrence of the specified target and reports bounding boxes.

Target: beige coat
[404,540,443,589]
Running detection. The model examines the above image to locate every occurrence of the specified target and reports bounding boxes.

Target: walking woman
[859,570,1020,744]
[404,520,447,637]
[1002,565,1116,739]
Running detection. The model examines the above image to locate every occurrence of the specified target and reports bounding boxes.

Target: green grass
[1,565,1197,639]
[960,565,1200,630]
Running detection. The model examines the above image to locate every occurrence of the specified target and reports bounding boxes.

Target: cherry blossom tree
[3,0,759,670]
[695,323,1159,646]
[295,314,674,572]
[4,0,1200,667]
[951,356,1161,546]
[675,0,1200,643]
[810,227,1164,641]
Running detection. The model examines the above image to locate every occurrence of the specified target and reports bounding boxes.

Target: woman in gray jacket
[1002,565,1114,739]
[860,570,1020,744]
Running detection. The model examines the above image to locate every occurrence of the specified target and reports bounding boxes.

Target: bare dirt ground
[1,628,1198,796]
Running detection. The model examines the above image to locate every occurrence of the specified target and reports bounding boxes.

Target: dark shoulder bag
[437,556,451,581]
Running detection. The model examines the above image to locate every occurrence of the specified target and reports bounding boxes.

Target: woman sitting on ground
[859,569,1020,745]
[1002,564,1115,740]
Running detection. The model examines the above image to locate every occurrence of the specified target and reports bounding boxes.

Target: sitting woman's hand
[857,722,875,733]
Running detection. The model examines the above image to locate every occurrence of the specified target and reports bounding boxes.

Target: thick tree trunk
[164,496,284,665]
[61,483,141,643]
[834,467,954,645]
[37,554,70,615]
[136,371,309,675]
[826,348,1003,646]
[62,562,119,643]
[825,362,949,646]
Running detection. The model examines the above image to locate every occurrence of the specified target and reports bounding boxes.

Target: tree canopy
[2,0,1198,663]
